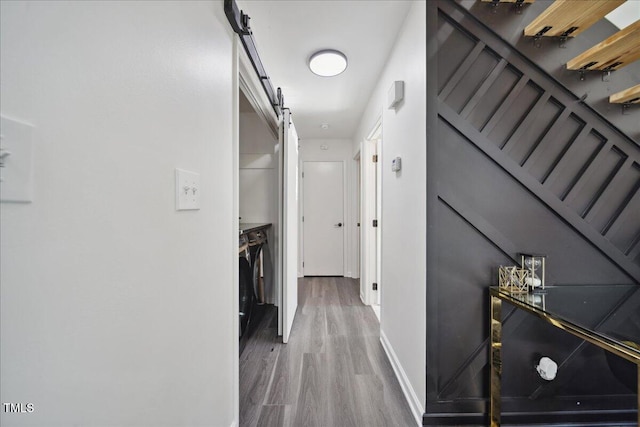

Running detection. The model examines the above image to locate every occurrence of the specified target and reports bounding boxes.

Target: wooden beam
[524,0,625,38]
[566,19,640,71]
[609,84,640,104]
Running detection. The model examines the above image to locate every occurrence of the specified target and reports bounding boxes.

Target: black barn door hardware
[558,26,578,48]
[224,0,285,116]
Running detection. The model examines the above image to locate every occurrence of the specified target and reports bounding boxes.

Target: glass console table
[490,285,640,426]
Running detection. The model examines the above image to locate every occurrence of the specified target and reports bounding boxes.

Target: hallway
[239,277,416,427]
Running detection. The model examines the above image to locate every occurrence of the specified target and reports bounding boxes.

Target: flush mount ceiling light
[309,50,347,77]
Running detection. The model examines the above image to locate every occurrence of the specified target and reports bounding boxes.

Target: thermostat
[391,156,402,172]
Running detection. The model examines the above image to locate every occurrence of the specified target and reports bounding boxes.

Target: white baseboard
[229,420,237,427]
[344,271,360,280]
[380,330,424,427]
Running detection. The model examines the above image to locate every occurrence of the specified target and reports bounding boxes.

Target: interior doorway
[234,39,282,423]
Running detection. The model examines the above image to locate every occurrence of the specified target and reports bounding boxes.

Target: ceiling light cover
[309,50,347,77]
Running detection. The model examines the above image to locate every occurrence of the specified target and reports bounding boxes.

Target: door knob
[335,222,343,227]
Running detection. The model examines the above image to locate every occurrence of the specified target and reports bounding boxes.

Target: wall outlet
[175,168,200,210]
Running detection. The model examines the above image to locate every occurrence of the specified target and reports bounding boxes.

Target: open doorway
[234,41,281,424]
[237,88,279,351]
[234,41,302,425]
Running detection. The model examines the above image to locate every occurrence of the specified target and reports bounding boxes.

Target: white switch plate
[1,115,35,203]
[175,168,200,210]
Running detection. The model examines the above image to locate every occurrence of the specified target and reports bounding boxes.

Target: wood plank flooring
[239,277,416,427]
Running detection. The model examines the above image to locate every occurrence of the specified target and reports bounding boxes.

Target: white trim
[366,116,383,141]
[342,159,348,278]
[232,37,240,427]
[297,152,304,278]
[372,304,380,321]
[238,45,278,139]
[352,150,361,280]
[380,330,424,427]
[360,139,372,305]
[229,421,238,427]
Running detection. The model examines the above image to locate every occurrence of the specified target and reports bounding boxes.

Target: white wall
[298,138,358,279]
[239,111,278,224]
[353,0,426,422]
[0,2,236,426]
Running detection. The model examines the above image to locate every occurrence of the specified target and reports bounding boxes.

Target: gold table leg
[490,295,502,427]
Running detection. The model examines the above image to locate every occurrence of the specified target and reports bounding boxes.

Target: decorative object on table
[520,253,545,292]
[498,265,530,294]
[535,356,558,381]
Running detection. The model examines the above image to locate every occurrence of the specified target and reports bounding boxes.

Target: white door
[280,109,298,343]
[303,161,344,276]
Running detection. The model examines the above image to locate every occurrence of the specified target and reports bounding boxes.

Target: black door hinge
[372,283,378,290]
[372,219,378,227]
[372,154,378,163]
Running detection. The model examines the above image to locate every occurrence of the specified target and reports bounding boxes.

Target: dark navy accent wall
[425,1,639,425]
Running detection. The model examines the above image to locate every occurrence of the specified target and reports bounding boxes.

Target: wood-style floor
[239,276,416,427]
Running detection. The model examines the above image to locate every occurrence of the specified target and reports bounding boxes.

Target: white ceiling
[236,0,413,140]
[605,1,640,30]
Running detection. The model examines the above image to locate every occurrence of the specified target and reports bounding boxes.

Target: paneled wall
[425,1,639,424]
[458,0,640,142]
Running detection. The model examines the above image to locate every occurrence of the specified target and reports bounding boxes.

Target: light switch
[1,116,35,203]
[175,168,200,210]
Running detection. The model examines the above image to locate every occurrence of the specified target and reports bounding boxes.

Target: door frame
[360,117,382,307]
[233,38,280,425]
[353,150,361,281]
